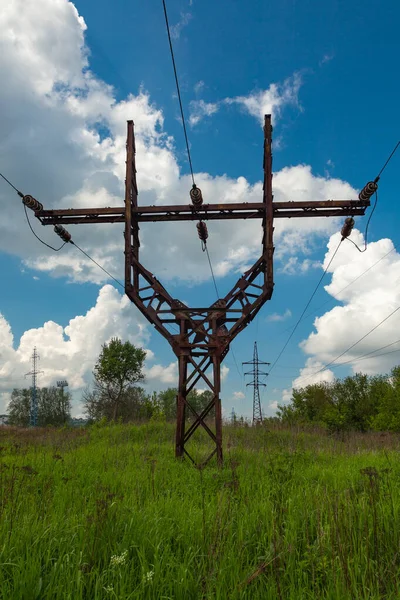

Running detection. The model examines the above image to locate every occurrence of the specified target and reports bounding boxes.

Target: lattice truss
[36,115,369,466]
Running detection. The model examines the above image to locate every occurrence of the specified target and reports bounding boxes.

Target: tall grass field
[1,422,400,599]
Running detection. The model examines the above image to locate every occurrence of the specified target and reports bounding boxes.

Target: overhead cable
[162,0,195,186]
[268,239,343,375]
[277,246,396,338]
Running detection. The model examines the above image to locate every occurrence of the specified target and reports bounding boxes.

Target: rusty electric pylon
[35,115,370,466]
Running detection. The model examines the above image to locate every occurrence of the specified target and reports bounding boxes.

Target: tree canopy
[8,387,71,427]
[85,338,146,421]
[278,368,400,433]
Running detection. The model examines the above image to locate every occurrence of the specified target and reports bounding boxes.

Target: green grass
[1,422,400,599]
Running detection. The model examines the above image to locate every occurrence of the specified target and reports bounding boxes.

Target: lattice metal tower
[25,347,42,427]
[243,342,270,425]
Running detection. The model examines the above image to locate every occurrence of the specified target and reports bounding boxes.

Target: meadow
[1,422,400,599]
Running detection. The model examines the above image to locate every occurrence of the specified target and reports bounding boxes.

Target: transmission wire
[293,305,400,387]
[70,241,125,289]
[278,247,396,339]
[376,140,400,180]
[204,244,219,299]
[24,205,67,252]
[162,0,195,185]
[268,239,343,374]
[314,304,400,376]
[0,171,23,196]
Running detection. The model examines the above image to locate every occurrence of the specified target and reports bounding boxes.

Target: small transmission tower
[25,347,43,427]
[243,342,270,425]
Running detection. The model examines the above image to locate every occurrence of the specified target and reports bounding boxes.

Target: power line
[70,241,125,289]
[346,190,378,253]
[204,244,219,299]
[295,304,400,386]
[316,304,400,375]
[24,205,67,252]
[161,0,222,306]
[277,245,396,338]
[230,348,243,381]
[0,170,68,251]
[71,241,180,334]
[0,171,23,197]
[162,0,195,185]
[376,140,400,180]
[331,338,400,369]
[268,239,343,375]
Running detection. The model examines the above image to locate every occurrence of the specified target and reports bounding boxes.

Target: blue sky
[0,0,399,417]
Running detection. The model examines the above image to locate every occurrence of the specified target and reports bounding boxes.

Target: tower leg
[174,352,223,467]
[175,354,188,458]
[214,355,223,466]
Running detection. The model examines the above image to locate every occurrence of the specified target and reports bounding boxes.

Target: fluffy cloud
[189,100,219,126]
[267,309,292,322]
[0,1,358,295]
[145,362,178,385]
[0,285,183,413]
[170,11,193,40]
[189,74,302,127]
[225,73,302,125]
[282,233,400,395]
[278,257,320,275]
[233,391,245,400]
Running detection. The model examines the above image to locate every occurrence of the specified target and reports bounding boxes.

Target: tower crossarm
[36,199,369,225]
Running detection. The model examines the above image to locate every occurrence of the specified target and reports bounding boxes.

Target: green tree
[8,389,31,426]
[8,387,71,427]
[157,388,177,420]
[370,368,400,431]
[84,384,150,423]
[86,338,146,421]
[278,382,333,425]
[38,387,72,426]
[153,388,216,422]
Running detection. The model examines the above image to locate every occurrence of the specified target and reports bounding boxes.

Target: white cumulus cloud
[0,285,180,413]
[189,100,219,126]
[0,2,358,293]
[225,73,302,126]
[267,309,292,322]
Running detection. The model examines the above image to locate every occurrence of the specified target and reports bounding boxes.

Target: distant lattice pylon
[243,342,270,425]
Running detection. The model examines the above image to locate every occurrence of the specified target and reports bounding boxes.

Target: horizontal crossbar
[36,199,369,225]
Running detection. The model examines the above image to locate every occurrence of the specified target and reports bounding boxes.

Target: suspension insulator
[341,217,355,240]
[358,181,378,202]
[197,220,208,243]
[54,224,72,243]
[190,185,203,208]
[23,195,43,212]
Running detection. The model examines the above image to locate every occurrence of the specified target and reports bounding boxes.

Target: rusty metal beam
[36,199,369,225]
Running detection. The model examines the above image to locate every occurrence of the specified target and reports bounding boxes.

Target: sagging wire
[276,245,396,338]
[295,303,400,388]
[162,0,195,186]
[161,0,221,303]
[268,239,343,375]
[24,205,66,252]
[0,171,127,288]
[0,171,67,252]
[342,190,378,253]
[341,140,399,251]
